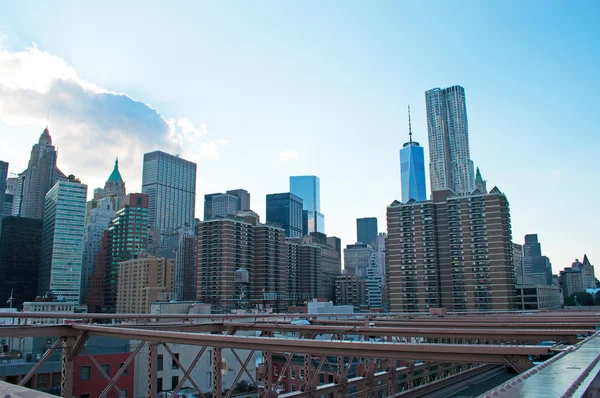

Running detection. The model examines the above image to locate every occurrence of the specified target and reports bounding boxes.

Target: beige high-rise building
[116,255,175,314]
[387,186,515,313]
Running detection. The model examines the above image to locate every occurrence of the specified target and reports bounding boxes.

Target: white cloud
[0,37,226,192]
[279,149,299,162]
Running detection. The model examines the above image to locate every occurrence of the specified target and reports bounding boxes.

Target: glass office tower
[290,176,324,235]
[426,86,475,194]
[400,106,427,202]
[356,217,378,246]
[38,179,87,303]
[142,151,197,251]
[266,192,303,238]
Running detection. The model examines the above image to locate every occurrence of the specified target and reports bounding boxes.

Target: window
[121,389,128,397]
[172,375,179,389]
[119,363,129,376]
[157,355,163,371]
[299,368,305,380]
[290,368,295,379]
[80,366,91,380]
[291,384,296,392]
[172,353,179,369]
[274,364,279,376]
[157,377,163,392]
[52,373,61,387]
[100,364,111,379]
[37,374,49,389]
[80,394,90,398]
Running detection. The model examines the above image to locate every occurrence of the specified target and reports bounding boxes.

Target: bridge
[0,311,599,397]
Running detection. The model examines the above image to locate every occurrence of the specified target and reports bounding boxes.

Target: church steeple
[475,167,487,194]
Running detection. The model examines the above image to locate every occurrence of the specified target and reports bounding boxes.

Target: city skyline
[0,1,598,273]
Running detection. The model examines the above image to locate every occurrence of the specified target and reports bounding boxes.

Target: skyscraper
[425,86,475,195]
[142,151,196,250]
[356,217,378,246]
[522,234,553,285]
[172,226,197,301]
[290,175,324,235]
[38,177,88,304]
[211,193,239,218]
[197,215,254,309]
[226,189,251,211]
[387,187,515,312]
[400,106,427,202]
[266,192,303,238]
[0,161,7,222]
[14,128,67,219]
[204,189,251,220]
[81,197,116,305]
[0,216,43,308]
[104,193,149,313]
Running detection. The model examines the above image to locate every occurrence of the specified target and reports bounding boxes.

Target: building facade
[38,178,87,304]
[172,226,198,301]
[81,197,116,305]
[14,127,67,220]
[522,234,553,285]
[253,222,288,311]
[0,216,43,308]
[290,176,324,235]
[512,243,524,285]
[516,275,562,311]
[116,254,176,313]
[104,193,149,313]
[142,151,196,251]
[196,215,254,311]
[343,243,374,278]
[560,267,584,299]
[425,86,475,195]
[400,106,427,202]
[266,192,303,238]
[335,275,366,308]
[571,256,596,289]
[387,187,515,312]
[0,160,7,223]
[226,189,251,211]
[356,217,378,246]
[303,232,341,302]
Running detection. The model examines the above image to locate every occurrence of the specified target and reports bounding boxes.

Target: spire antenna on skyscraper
[408,105,413,144]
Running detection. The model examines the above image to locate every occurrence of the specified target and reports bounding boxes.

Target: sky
[0,1,598,273]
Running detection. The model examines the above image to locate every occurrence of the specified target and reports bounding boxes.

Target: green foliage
[566,291,594,306]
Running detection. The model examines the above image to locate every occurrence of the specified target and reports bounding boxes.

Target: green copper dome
[107,158,124,183]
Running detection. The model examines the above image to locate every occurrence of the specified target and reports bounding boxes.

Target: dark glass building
[356,217,378,246]
[266,193,303,238]
[522,234,553,285]
[0,216,43,308]
[290,176,324,235]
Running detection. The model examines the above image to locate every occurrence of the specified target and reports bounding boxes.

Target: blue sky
[0,1,598,273]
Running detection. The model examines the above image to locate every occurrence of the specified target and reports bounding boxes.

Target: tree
[566,291,594,306]
[595,291,600,305]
